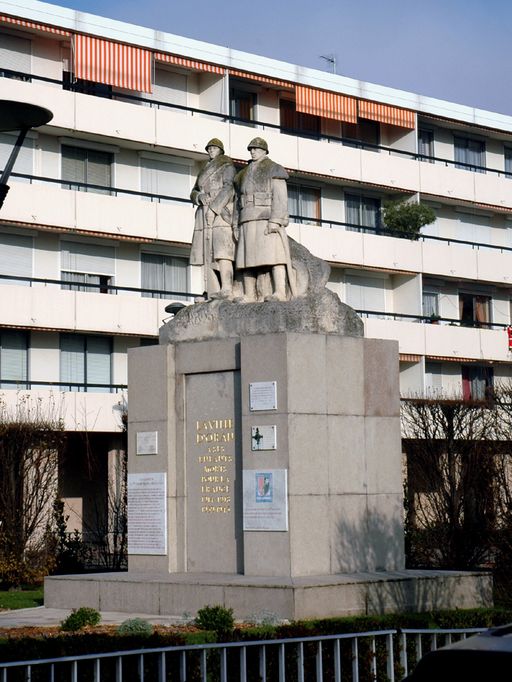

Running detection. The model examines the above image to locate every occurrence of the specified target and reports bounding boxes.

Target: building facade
[1,0,512,533]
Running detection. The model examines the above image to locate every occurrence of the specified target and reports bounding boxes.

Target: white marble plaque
[136,431,158,455]
[249,381,277,411]
[127,472,167,554]
[243,469,288,531]
[251,425,277,451]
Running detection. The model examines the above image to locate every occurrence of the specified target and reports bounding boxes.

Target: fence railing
[0,627,485,682]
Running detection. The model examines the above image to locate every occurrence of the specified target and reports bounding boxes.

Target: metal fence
[0,626,484,682]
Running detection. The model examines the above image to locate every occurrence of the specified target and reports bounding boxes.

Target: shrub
[60,607,101,632]
[383,200,436,239]
[117,618,153,637]
[195,604,234,636]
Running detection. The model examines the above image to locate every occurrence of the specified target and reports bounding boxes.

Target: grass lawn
[0,586,44,610]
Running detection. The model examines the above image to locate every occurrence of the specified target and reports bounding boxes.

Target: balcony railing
[3,67,512,178]
[0,273,198,299]
[5,170,512,256]
[0,378,127,392]
[356,309,509,330]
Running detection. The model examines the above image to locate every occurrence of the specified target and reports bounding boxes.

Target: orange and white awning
[358,100,415,129]
[295,85,358,123]
[154,53,224,75]
[0,13,71,36]
[228,69,292,89]
[74,34,152,93]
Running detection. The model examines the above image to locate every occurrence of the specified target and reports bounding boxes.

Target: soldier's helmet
[247,137,269,152]
[205,138,224,153]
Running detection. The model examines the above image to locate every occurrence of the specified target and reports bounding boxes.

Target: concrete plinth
[45,569,492,620]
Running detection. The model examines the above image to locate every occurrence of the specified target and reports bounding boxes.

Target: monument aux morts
[45,138,490,619]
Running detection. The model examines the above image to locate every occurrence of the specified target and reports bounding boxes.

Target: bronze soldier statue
[189,139,236,299]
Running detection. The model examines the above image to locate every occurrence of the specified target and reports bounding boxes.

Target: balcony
[0,387,126,432]
[6,72,512,211]
[363,316,510,362]
[0,281,186,336]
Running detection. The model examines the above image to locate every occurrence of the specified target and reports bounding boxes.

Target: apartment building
[1,0,512,532]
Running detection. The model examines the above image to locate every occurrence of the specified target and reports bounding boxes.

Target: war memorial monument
[45,139,490,619]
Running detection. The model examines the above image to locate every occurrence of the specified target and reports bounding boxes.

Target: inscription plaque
[127,472,167,554]
[243,468,288,531]
[186,371,242,572]
[251,425,277,451]
[136,431,158,455]
[249,381,277,411]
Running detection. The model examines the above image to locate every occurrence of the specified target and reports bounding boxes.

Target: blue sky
[55,0,511,115]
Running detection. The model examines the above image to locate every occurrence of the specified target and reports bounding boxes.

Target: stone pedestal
[128,330,405,580]
[45,298,491,618]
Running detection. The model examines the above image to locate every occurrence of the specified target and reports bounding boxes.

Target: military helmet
[205,138,224,153]
[247,137,269,152]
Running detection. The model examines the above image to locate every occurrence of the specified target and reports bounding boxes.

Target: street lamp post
[0,100,53,209]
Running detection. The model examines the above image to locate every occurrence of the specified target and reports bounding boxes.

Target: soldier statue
[189,139,236,299]
[234,137,294,302]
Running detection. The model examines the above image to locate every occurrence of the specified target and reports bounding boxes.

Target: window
[61,241,115,293]
[62,71,112,98]
[141,253,188,299]
[60,334,112,392]
[345,193,381,233]
[425,361,442,395]
[140,157,190,200]
[0,132,33,182]
[345,273,386,313]
[342,119,379,148]
[0,330,28,389]
[418,128,434,162]
[288,184,321,225]
[462,365,493,401]
[454,136,485,172]
[230,87,256,124]
[279,99,320,138]
[505,147,512,178]
[0,232,32,285]
[61,145,112,194]
[422,290,440,318]
[0,33,31,79]
[459,292,491,328]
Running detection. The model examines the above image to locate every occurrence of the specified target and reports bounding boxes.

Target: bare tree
[402,395,499,570]
[0,394,66,586]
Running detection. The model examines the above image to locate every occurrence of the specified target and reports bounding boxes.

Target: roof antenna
[320,54,337,74]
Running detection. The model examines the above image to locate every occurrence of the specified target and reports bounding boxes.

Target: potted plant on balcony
[428,313,441,324]
[383,199,436,240]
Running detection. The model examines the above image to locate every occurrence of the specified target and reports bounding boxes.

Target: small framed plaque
[136,431,158,455]
[249,381,277,411]
[251,425,277,451]
[243,469,288,531]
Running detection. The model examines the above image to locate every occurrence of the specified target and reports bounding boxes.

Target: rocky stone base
[160,290,363,344]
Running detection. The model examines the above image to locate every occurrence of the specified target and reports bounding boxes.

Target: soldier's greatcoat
[189,154,236,268]
[234,156,289,270]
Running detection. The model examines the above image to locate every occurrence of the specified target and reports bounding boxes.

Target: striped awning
[154,52,224,75]
[229,69,292,89]
[358,100,415,129]
[0,13,70,36]
[74,34,152,93]
[295,85,357,123]
[400,354,422,363]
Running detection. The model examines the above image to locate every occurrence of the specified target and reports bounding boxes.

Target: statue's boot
[211,288,233,300]
[264,292,286,302]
